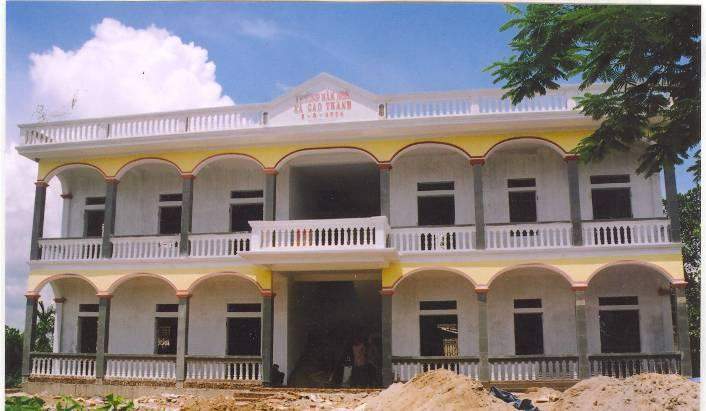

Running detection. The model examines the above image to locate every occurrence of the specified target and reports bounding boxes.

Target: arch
[274,146,380,170]
[113,157,184,180]
[486,263,573,288]
[41,163,108,183]
[389,141,472,163]
[187,271,263,294]
[587,260,675,286]
[483,136,569,160]
[106,272,178,294]
[192,153,266,175]
[392,266,477,291]
[31,273,99,294]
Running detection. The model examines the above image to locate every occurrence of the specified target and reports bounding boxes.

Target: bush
[5,326,23,388]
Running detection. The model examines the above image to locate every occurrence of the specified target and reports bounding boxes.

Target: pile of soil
[547,373,699,411]
[357,370,513,411]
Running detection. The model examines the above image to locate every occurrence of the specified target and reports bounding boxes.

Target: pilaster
[101,180,119,258]
[30,182,48,260]
[180,175,195,256]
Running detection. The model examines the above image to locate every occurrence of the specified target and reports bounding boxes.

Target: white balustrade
[392,357,479,382]
[186,357,262,381]
[105,357,176,380]
[589,354,681,378]
[390,226,475,253]
[486,223,572,250]
[38,238,102,261]
[31,354,96,378]
[189,232,250,257]
[19,87,589,146]
[582,219,671,247]
[489,356,578,381]
[250,217,389,251]
[111,235,180,259]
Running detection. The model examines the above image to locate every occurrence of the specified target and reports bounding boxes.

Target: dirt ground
[10,370,700,410]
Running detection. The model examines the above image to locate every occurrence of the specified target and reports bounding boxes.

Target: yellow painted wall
[37,129,593,181]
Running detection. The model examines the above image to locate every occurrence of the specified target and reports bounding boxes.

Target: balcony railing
[185,355,262,381]
[30,352,96,378]
[582,219,671,247]
[390,226,476,253]
[249,216,389,251]
[489,355,579,381]
[105,354,177,380]
[486,222,572,250]
[32,218,674,263]
[19,88,584,147]
[392,356,480,382]
[588,353,681,378]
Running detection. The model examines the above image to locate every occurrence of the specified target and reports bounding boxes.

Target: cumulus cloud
[5,18,233,327]
[28,17,233,120]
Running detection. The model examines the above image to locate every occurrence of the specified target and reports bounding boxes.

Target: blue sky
[4,2,698,328]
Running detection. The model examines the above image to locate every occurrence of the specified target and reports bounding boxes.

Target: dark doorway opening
[78,317,98,353]
[227,317,262,356]
[155,317,178,354]
[514,313,544,355]
[420,314,458,356]
[288,279,381,388]
[600,310,641,353]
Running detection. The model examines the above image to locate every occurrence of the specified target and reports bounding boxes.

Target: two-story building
[18,73,690,391]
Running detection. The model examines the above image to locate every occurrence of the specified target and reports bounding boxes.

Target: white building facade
[18,74,690,389]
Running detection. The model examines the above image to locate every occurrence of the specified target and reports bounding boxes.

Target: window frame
[589,175,633,220]
[513,297,544,355]
[418,299,459,356]
[597,295,641,354]
[154,317,179,355]
[225,301,262,356]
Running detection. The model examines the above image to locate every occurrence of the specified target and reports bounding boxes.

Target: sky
[4,2,698,328]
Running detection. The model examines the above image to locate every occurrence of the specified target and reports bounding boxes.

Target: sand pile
[547,373,699,411]
[356,369,513,411]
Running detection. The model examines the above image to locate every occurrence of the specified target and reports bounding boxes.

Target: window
[227,303,262,313]
[600,310,640,353]
[507,178,536,188]
[85,197,106,206]
[592,188,632,219]
[155,317,178,354]
[227,317,261,355]
[513,299,542,309]
[509,191,537,222]
[78,317,98,354]
[514,313,544,355]
[84,209,105,237]
[156,304,179,313]
[159,193,183,202]
[599,296,638,306]
[417,182,454,191]
[418,197,455,226]
[230,204,264,232]
[231,190,264,199]
[419,301,457,310]
[590,175,630,184]
[159,206,182,235]
[79,304,99,312]
[419,315,458,356]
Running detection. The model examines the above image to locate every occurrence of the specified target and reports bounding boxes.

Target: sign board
[293,89,353,121]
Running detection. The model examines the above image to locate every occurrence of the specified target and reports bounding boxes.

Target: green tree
[486,5,700,177]
[32,301,55,352]
[677,184,700,374]
[5,326,24,388]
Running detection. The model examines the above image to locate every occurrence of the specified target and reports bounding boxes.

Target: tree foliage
[33,301,55,353]
[677,184,700,374]
[5,326,24,387]
[486,5,700,177]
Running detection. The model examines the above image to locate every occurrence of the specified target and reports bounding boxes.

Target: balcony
[32,218,672,264]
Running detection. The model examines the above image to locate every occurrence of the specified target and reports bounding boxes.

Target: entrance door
[227,317,262,355]
[78,317,98,353]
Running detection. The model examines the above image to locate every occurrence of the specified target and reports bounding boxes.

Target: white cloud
[5,17,233,328]
[238,18,281,40]
[28,17,233,120]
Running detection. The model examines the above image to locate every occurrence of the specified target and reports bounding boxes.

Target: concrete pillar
[180,175,195,256]
[176,293,190,383]
[476,290,489,381]
[674,285,693,376]
[60,193,73,237]
[30,182,48,260]
[95,295,111,381]
[381,290,393,387]
[471,160,486,249]
[574,288,590,378]
[379,164,391,220]
[261,292,275,385]
[264,171,277,221]
[21,294,39,379]
[566,156,583,245]
[53,298,65,353]
[663,161,681,242]
[101,180,119,258]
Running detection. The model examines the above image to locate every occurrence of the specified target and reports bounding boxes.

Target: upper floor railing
[19,87,584,146]
[33,217,671,263]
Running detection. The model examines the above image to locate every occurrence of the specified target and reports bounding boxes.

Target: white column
[60,193,72,237]
[53,297,65,352]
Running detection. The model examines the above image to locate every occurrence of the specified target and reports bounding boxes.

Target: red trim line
[53,297,67,303]
[483,136,569,158]
[273,146,380,169]
[191,152,266,174]
[475,286,489,294]
[41,162,108,182]
[380,288,394,296]
[571,283,588,291]
[388,141,472,163]
[60,193,73,199]
[105,177,119,183]
[263,168,278,175]
[564,154,580,162]
[176,291,192,298]
[469,158,486,166]
[113,157,183,180]
[671,281,688,289]
[378,162,392,170]
[35,181,49,188]
[25,292,41,300]
[96,292,113,299]
[260,290,276,297]
[181,173,196,180]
